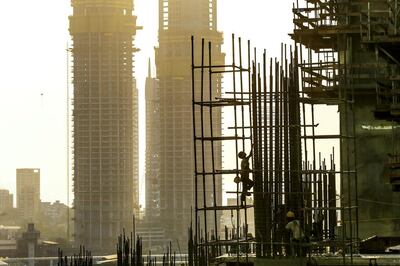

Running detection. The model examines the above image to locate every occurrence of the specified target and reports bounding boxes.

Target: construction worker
[312,208,324,241]
[234,149,254,206]
[285,211,305,256]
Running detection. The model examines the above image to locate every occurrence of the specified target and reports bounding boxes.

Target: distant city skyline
[0,1,296,206]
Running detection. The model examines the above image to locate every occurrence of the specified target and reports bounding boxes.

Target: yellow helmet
[286,211,295,218]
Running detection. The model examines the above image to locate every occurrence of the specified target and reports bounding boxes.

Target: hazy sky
[0,0,303,206]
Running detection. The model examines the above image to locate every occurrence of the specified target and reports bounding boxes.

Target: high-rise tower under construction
[69,0,139,252]
[146,0,224,250]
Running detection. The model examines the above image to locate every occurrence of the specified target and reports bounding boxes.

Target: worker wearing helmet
[285,211,305,256]
[234,149,254,206]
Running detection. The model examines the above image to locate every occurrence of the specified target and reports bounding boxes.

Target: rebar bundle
[117,231,181,266]
[58,246,93,266]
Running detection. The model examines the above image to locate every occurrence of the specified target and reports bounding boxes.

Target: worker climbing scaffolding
[234,149,254,206]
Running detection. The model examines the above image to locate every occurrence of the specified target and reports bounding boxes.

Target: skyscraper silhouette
[146,0,225,250]
[69,0,139,252]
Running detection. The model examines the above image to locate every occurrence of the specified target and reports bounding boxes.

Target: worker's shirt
[313,208,324,223]
[285,220,304,240]
[241,158,250,177]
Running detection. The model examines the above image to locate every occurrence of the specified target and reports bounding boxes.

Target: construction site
[188,0,400,265]
[40,0,400,265]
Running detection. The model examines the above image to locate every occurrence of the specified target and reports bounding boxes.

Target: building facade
[40,201,69,225]
[145,60,160,221]
[149,0,224,250]
[141,61,166,252]
[0,190,13,213]
[69,0,139,252]
[16,169,40,223]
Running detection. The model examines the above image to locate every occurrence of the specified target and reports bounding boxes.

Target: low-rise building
[0,226,21,240]
[40,201,68,225]
[0,190,13,213]
[16,169,40,223]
